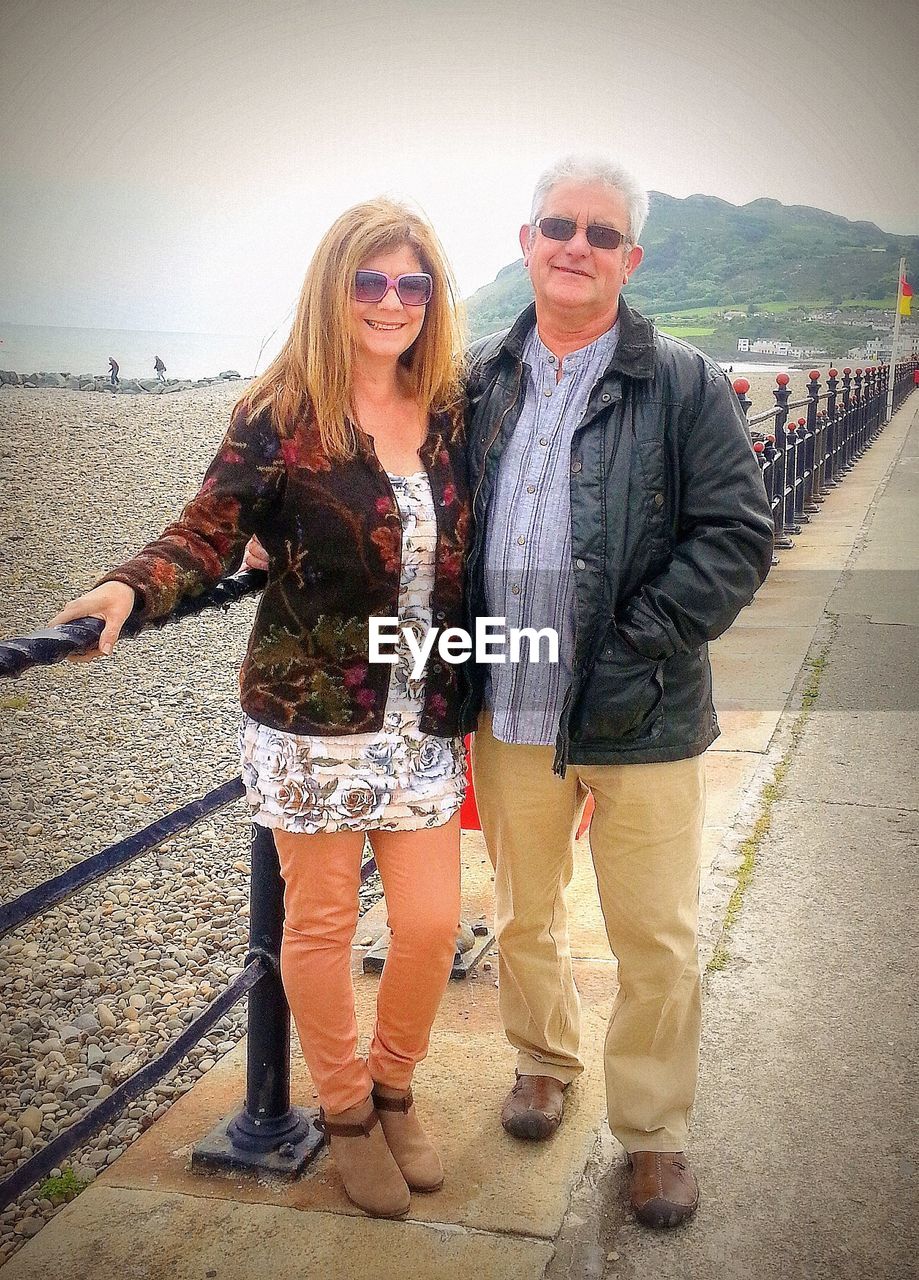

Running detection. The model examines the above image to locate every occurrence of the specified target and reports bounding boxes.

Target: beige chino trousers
[472,714,706,1153]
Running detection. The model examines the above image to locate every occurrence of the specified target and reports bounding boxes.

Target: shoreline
[0,369,249,396]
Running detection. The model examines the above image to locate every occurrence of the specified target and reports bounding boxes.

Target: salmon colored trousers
[273,815,461,1115]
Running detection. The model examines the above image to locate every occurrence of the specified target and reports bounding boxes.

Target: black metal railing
[733,360,918,554]
[0,572,358,1210]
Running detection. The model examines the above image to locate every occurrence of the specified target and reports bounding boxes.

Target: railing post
[803,370,821,510]
[772,373,795,548]
[762,435,781,562]
[733,375,752,419]
[813,410,828,501]
[861,367,873,452]
[751,440,779,566]
[844,368,855,473]
[192,824,322,1176]
[792,417,810,524]
[852,368,864,463]
[823,368,839,488]
[874,365,885,434]
[783,421,801,534]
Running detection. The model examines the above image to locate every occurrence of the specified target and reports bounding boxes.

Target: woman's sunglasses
[534,217,627,251]
[353,270,433,306]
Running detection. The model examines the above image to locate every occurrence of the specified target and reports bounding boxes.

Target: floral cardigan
[101,403,471,737]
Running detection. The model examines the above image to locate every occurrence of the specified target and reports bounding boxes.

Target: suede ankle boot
[372,1085,444,1192]
[319,1097,411,1218]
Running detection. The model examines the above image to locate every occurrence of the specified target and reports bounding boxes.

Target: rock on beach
[0,369,248,396]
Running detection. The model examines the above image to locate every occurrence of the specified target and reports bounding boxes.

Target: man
[154,355,167,384]
[108,356,119,388]
[462,155,774,1227]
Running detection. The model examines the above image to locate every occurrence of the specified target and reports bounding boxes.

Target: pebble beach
[0,381,382,1263]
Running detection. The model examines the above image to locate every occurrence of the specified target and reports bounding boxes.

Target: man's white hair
[529,154,650,243]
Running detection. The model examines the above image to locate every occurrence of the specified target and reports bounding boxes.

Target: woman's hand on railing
[242,536,269,572]
[49,582,137,660]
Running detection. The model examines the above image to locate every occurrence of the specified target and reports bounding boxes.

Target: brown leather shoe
[500,1073,567,1140]
[628,1150,699,1228]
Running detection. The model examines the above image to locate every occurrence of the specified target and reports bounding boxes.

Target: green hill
[466,192,919,340]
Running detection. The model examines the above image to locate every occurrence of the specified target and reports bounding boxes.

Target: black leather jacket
[462,300,775,773]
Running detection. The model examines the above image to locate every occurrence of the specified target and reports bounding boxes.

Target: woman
[51,199,470,1219]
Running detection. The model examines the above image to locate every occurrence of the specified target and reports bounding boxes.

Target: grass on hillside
[655,297,895,323]
[657,325,717,337]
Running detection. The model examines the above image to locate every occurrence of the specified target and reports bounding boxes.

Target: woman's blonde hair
[237,198,466,457]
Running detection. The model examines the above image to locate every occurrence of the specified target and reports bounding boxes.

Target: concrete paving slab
[700,825,729,875]
[710,625,817,752]
[702,754,763,827]
[87,831,615,1241]
[729,578,838,629]
[707,706,782,755]
[93,1008,609,1240]
[589,798,919,1280]
[781,624,919,810]
[0,1186,555,1280]
[765,539,855,567]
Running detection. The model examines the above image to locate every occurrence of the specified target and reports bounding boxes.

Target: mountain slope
[466,192,919,338]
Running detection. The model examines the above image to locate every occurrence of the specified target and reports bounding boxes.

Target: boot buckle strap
[316,1107,380,1139]
[372,1086,413,1113]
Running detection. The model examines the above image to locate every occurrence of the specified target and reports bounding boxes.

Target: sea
[0,322,799,383]
[0,323,285,382]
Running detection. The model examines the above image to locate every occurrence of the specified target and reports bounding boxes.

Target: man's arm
[616,368,774,660]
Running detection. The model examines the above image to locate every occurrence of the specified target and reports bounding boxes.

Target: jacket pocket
[572,637,664,743]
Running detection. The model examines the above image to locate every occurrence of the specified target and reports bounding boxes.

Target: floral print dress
[239,471,466,833]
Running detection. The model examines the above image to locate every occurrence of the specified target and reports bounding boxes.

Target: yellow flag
[900,278,913,316]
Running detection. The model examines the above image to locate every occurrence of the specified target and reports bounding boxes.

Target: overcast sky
[2,0,917,336]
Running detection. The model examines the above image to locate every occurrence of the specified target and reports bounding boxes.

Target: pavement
[3,393,917,1280]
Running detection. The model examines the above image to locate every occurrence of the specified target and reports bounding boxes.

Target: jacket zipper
[471,362,524,515]
[552,387,621,777]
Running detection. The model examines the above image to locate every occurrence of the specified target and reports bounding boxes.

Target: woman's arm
[95,402,285,624]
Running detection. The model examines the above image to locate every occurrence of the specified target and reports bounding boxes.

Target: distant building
[847,331,917,362]
[739,339,793,355]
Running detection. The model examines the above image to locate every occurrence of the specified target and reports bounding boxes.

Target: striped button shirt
[483,321,620,745]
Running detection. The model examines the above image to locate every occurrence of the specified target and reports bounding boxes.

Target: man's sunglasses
[534,217,628,251]
[353,270,433,306]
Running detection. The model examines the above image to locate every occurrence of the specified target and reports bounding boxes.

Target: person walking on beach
[153,355,166,383]
[51,199,470,1221]
[464,155,774,1228]
[108,356,119,387]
